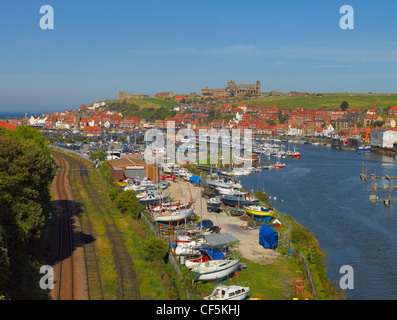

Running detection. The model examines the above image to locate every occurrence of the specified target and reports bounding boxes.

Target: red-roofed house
[388,106,397,116]
[0,120,17,131]
[84,126,101,137]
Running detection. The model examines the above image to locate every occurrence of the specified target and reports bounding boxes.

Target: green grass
[104,98,178,120]
[238,93,397,112]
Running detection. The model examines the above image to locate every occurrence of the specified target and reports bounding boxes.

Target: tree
[114,190,142,218]
[0,133,55,298]
[89,147,106,162]
[141,238,168,261]
[277,109,290,124]
[340,101,349,111]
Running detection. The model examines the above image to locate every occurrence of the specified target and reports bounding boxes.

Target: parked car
[195,220,213,231]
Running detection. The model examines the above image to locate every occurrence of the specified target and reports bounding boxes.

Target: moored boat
[274,161,285,169]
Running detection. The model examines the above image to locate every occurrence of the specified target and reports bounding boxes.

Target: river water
[239,142,397,300]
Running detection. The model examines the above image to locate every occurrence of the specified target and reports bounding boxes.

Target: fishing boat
[191,259,241,281]
[274,161,285,169]
[206,197,222,212]
[292,148,301,159]
[243,205,274,222]
[152,207,194,223]
[356,143,371,152]
[204,284,250,300]
[221,193,260,207]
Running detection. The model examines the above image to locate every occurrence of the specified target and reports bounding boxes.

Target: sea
[239,142,397,300]
[0,112,45,120]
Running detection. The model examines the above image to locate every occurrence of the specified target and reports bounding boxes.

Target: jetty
[361,163,397,207]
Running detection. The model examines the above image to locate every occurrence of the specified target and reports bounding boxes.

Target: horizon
[2,0,397,113]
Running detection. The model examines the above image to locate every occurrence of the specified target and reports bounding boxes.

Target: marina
[118,136,397,299]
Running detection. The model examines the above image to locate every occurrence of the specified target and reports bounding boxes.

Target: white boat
[228,168,251,176]
[151,201,193,213]
[204,284,250,300]
[152,207,194,223]
[206,178,242,189]
[192,259,241,281]
[138,192,169,205]
[216,185,240,195]
[174,238,205,255]
[206,197,222,212]
[185,253,210,269]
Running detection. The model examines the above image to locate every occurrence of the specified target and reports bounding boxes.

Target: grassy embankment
[63,151,183,300]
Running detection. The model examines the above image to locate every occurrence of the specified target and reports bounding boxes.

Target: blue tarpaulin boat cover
[259,225,278,249]
[200,247,225,259]
[189,176,201,184]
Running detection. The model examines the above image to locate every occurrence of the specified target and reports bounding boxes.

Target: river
[239,142,397,300]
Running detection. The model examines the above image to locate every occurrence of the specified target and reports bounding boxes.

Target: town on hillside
[2,81,397,153]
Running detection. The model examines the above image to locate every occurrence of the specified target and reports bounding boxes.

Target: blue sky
[1,0,397,113]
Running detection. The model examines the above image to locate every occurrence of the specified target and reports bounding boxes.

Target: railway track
[53,154,74,300]
[65,157,104,300]
[58,152,140,300]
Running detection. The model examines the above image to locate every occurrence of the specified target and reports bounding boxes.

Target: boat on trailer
[191,259,241,281]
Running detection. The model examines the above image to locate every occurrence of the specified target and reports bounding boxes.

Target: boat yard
[166,177,281,265]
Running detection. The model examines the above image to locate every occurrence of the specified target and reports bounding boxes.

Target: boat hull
[244,207,274,222]
[192,259,240,281]
[221,196,259,207]
[153,208,194,223]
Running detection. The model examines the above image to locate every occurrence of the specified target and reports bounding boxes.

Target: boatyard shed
[371,129,397,149]
[204,233,239,246]
[107,157,159,182]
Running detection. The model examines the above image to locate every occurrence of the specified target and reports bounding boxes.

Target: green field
[105,98,178,110]
[104,98,178,120]
[236,93,397,112]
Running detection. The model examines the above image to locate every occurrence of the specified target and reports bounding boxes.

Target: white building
[371,129,397,149]
[322,124,335,138]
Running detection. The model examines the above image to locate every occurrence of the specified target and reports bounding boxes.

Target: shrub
[141,238,168,261]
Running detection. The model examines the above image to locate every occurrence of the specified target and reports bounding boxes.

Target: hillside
[104,98,178,120]
[236,93,397,112]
